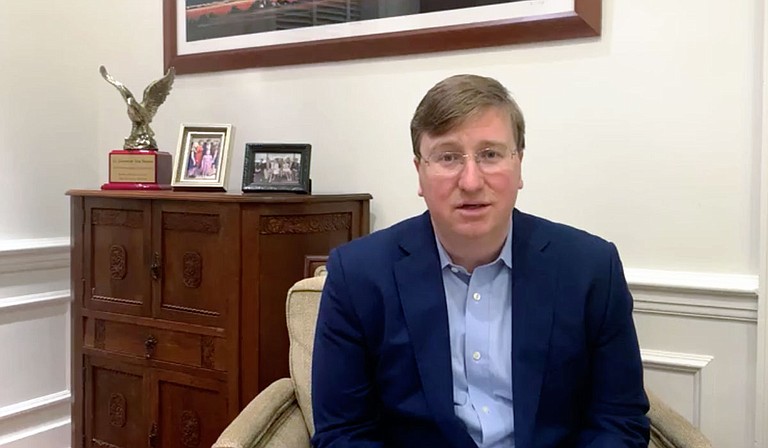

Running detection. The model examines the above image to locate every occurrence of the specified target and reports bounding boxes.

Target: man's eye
[437,153,461,163]
[480,150,502,160]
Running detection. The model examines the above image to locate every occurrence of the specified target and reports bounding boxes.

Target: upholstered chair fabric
[213,273,711,448]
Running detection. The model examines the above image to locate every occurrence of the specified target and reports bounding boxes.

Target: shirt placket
[465,265,494,443]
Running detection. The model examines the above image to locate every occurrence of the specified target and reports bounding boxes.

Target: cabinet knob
[144,335,158,359]
[150,252,161,280]
[148,422,158,447]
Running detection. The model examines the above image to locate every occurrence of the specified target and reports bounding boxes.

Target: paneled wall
[0,241,71,446]
[630,269,758,448]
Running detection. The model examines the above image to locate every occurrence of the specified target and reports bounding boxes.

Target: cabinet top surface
[67,189,372,203]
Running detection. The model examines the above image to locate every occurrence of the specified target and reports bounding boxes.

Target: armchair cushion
[647,390,712,448]
[213,378,310,448]
[286,275,326,436]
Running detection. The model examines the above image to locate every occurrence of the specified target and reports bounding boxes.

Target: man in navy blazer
[312,75,650,447]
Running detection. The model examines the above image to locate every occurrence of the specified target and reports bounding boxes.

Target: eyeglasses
[421,147,517,176]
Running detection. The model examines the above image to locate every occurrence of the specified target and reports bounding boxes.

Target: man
[311,74,650,447]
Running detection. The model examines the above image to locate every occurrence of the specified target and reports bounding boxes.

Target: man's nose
[457,158,483,191]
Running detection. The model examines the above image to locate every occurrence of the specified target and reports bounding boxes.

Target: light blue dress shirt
[435,221,514,448]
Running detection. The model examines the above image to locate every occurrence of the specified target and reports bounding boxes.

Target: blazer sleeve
[576,243,651,448]
[311,248,384,448]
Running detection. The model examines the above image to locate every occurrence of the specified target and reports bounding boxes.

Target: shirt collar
[435,215,513,271]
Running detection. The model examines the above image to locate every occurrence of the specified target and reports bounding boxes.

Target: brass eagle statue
[100,65,176,150]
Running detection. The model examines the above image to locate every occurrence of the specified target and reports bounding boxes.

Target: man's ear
[414,157,424,197]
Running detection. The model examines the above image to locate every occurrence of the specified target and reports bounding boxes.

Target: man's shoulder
[336,212,427,256]
[517,210,615,254]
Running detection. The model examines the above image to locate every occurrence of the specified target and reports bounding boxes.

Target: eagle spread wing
[141,67,176,118]
[99,65,135,103]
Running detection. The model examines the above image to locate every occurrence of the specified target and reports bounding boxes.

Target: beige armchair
[213,274,712,448]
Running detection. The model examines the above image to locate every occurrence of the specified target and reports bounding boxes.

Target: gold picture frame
[171,123,233,190]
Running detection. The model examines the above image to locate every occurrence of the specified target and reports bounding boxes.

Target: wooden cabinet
[69,190,370,448]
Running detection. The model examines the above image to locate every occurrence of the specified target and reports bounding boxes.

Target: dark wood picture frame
[163,0,601,74]
[242,143,312,194]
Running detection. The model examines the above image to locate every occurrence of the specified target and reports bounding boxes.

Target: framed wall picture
[172,123,233,190]
[163,0,601,74]
[242,143,311,194]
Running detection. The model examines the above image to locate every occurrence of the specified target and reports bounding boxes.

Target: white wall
[1,0,765,446]
[0,1,105,445]
[0,2,101,240]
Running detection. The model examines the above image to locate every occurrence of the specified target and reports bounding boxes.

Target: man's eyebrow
[430,141,462,152]
[476,140,509,149]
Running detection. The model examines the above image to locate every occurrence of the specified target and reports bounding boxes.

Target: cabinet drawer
[84,318,227,371]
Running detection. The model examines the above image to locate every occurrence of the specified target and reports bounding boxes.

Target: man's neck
[435,226,509,274]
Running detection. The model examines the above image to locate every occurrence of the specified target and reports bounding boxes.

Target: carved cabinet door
[152,369,229,448]
[85,356,149,448]
[151,201,239,328]
[84,198,153,317]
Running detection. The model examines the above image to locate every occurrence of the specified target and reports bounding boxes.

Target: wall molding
[641,349,713,427]
[0,390,71,423]
[626,268,759,322]
[0,237,70,275]
[0,390,71,445]
[0,290,71,313]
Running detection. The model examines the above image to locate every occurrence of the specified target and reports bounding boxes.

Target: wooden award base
[101,149,172,190]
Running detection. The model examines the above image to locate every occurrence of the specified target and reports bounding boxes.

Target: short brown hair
[410,74,525,158]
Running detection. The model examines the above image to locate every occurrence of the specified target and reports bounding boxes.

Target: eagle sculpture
[100,65,176,150]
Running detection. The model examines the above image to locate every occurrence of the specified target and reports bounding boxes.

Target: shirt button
[482,406,490,414]
[451,267,459,273]
[472,292,481,301]
[472,351,481,361]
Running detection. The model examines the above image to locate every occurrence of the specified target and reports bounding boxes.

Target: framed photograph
[242,143,311,193]
[163,0,601,74]
[172,123,233,190]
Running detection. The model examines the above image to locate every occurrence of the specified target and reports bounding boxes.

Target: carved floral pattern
[92,209,143,228]
[108,393,127,428]
[94,320,106,350]
[181,410,201,447]
[201,336,215,369]
[109,245,127,279]
[183,252,202,288]
[260,213,351,235]
[163,213,220,234]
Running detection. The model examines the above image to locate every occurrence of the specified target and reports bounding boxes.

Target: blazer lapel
[394,213,478,448]
[511,210,558,448]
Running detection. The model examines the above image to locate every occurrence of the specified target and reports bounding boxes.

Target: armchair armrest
[647,390,712,448]
[213,378,310,448]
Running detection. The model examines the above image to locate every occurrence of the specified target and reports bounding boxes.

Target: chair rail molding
[0,237,70,275]
[625,268,758,322]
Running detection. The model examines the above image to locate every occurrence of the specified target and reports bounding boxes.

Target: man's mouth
[458,203,488,210]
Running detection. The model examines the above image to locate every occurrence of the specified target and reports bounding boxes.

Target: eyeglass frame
[418,146,519,175]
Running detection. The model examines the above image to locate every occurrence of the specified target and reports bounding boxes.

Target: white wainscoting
[628,268,759,448]
[0,239,71,448]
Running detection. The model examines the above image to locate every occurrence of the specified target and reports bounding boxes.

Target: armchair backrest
[286,275,326,436]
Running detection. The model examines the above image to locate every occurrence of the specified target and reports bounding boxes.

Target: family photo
[184,135,223,180]
[252,152,302,184]
[242,143,311,193]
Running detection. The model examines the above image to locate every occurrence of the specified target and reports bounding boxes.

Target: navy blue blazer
[311,210,650,448]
